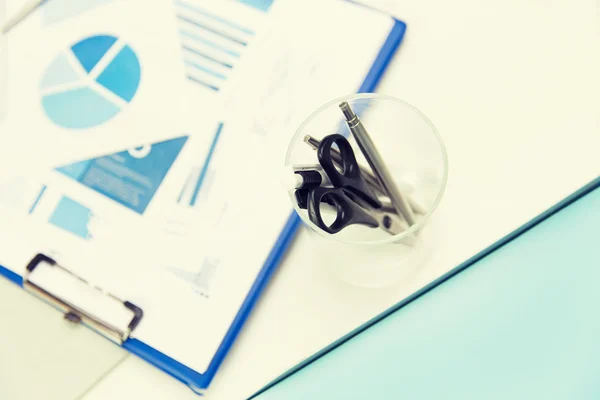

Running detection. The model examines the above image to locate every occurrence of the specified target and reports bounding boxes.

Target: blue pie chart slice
[39,53,81,90]
[71,35,117,73]
[40,34,141,130]
[42,87,121,129]
[96,45,141,102]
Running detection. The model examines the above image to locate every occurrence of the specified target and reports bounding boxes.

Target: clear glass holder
[284,93,448,288]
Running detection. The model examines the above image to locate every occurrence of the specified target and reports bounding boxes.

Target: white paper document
[62,0,600,398]
[0,0,399,391]
[0,0,194,175]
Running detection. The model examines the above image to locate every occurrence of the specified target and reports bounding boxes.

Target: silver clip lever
[23,254,144,344]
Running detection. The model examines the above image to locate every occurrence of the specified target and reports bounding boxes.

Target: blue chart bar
[182,45,234,68]
[187,76,219,91]
[175,0,255,35]
[179,30,241,58]
[177,167,199,204]
[185,60,226,79]
[190,122,224,206]
[177,15,248,46]
[48,197,93,240]
[28,186,47,214]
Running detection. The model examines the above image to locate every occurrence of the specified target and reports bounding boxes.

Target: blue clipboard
[0,18,407,393]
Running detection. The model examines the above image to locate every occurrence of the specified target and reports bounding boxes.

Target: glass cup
[284,93,448,288]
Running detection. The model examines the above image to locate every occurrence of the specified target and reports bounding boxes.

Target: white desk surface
[1,0,599,399]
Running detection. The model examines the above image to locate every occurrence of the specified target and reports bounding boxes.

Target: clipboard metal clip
[22,253,144,345]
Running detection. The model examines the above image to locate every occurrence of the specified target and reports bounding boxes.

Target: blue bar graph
[174,0,260,92]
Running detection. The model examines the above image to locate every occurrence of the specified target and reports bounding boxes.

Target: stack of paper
[0,0,404,393]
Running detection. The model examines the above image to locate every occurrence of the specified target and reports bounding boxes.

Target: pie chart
[40,35,141,129]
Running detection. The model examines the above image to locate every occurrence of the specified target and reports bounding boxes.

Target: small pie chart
[40,34,141,129]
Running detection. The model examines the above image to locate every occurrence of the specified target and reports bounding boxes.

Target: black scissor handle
[307,187,379,234]
[317,134,381,209]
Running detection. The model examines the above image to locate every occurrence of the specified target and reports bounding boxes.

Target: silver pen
[339,102,416,226]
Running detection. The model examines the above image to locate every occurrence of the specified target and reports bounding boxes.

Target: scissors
[306,134,406,235]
